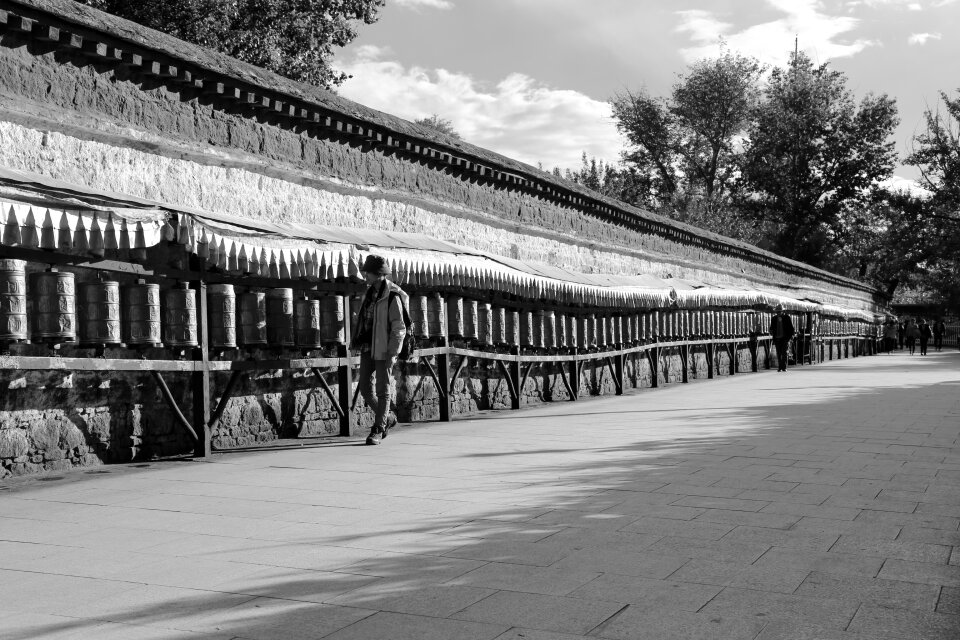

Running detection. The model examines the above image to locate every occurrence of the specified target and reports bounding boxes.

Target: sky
[337,0,960,187]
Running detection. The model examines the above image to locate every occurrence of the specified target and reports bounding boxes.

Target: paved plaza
[1,352,959,639]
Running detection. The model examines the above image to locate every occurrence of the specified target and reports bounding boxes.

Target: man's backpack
[389,291,417,360]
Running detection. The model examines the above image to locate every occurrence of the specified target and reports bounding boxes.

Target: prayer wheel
[265,287,294,347]
[543,309,556,348]
[607,315,618,345]
[630,314,639,344]
[349,295,363,339]
[78,280,121,347]
[448,296,464,338]
[519,310,534,347]
[207,284,236,349]
[294,296,322,348]
[0,259,28,344]
[238,291,267,347]
[596,314,607,347]
[478,302,493,346]
[566,314,578,349]
[319,295,345,344]
[651,311,660,339]
[585,314,597,348]
[123,281,161,346]
[163,283,198,349]
[462,298,479,341]
[681,311,690,337]
[409,295,429,340]
[531,309,545,349]
[663,312,673,340]
[427,293,446,338]
[30,269,75,344]
[555,312,566,349]
[505,309,520,346]
[578,315,589,348]
[491,305,507,345]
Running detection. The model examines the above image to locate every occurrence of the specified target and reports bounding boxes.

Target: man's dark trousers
[774,339,790,371]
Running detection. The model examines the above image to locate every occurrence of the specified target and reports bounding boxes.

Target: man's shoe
[365,429,382,446]
[382,415,397,439]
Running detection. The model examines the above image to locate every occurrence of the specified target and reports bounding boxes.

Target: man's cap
[361,254,390,276]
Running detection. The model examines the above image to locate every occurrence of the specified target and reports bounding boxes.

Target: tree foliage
[81,0,384,89]
[738,52,899,266]
[414,115,461,139]
[610,51,763,218]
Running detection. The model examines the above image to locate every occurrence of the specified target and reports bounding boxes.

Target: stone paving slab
[0,351,959,639]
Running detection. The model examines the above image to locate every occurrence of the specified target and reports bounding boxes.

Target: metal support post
[190,257,211,458]
[438,296,453,421]
[337,295,356,436]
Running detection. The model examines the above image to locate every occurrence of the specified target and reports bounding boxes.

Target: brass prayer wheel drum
[650,311,660,339]
[519,310,534,348]
[409,295,429,340]
[555,312,566,349]
[427,293,446,338]
[542,310,556,348]
[30,269,76,344]
[491,305,507,345]
[163,283,198,349]
[531,309,545,349]
[577,315,589,349]
[0,259,27,344]
[478,302,493,346]
[611,315,622,345]
[447,296,465,338]
[319,295,345,344]
[584,314,597,348]
[265,288,294,347]
[567,315,581,349]
[238,291,267,347]
[595,314,606,347]
[505,309,520,346]
[123,281,161,346]
[462,298,479,341]
[208,284,237,349]
[294,297,322,348]
[78,280,121,347]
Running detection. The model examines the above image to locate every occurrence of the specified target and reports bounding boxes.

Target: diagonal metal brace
[151,371,199,442]
[421,356,447,400]
[209,370,242,429]
[448,355,469,396]
[496,359,518,402]
[311,367,345,419]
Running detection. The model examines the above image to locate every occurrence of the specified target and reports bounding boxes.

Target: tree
[738,52,899,266]
[414,115,461,139]
[610,50,763,217]
[903,90,960,311]
[80,0,384,89]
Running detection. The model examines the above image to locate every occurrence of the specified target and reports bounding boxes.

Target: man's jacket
[353,280,408,360]
[769,313,795,340]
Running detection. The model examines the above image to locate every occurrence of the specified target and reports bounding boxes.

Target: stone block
[0,429,29,458]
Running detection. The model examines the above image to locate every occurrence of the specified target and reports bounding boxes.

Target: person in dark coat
[904,319,920,355]
[352,254,408,445]
[897,320,905,350]
[769,303,795,372]
[918,319,933,356]
[933,319,946,352]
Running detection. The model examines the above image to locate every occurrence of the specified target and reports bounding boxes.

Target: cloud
[676,0,876,66]
[908,32,942,45]
[391,0,453,9]
[336,49,622,172]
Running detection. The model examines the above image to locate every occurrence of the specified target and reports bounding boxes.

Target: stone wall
[0,1,882,477]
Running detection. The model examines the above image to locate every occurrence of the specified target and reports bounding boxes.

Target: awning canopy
[0,165,878,318]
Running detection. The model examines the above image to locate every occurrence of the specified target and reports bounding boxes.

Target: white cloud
[677,0,876,66]
[908,32,942,45]
[392,0,453,9]
[881,175,931,196]
[336,49,622,172]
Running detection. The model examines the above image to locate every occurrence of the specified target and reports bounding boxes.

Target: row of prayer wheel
[0,261,878,351]
[406,296,785,349]
[0,261,348,350]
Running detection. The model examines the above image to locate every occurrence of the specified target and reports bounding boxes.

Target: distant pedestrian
[918,319,932,356]
[933,319,946,352]
[769,304,795,371]
[352,254,408,446]
[904,319,920,355]
[897,320,905,350]
[882,318,898,353]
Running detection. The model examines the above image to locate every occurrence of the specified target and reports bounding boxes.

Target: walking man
[919,319,932,356]
[933,319,945,352]
[769,304,795,372]
[352,254,408,445]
